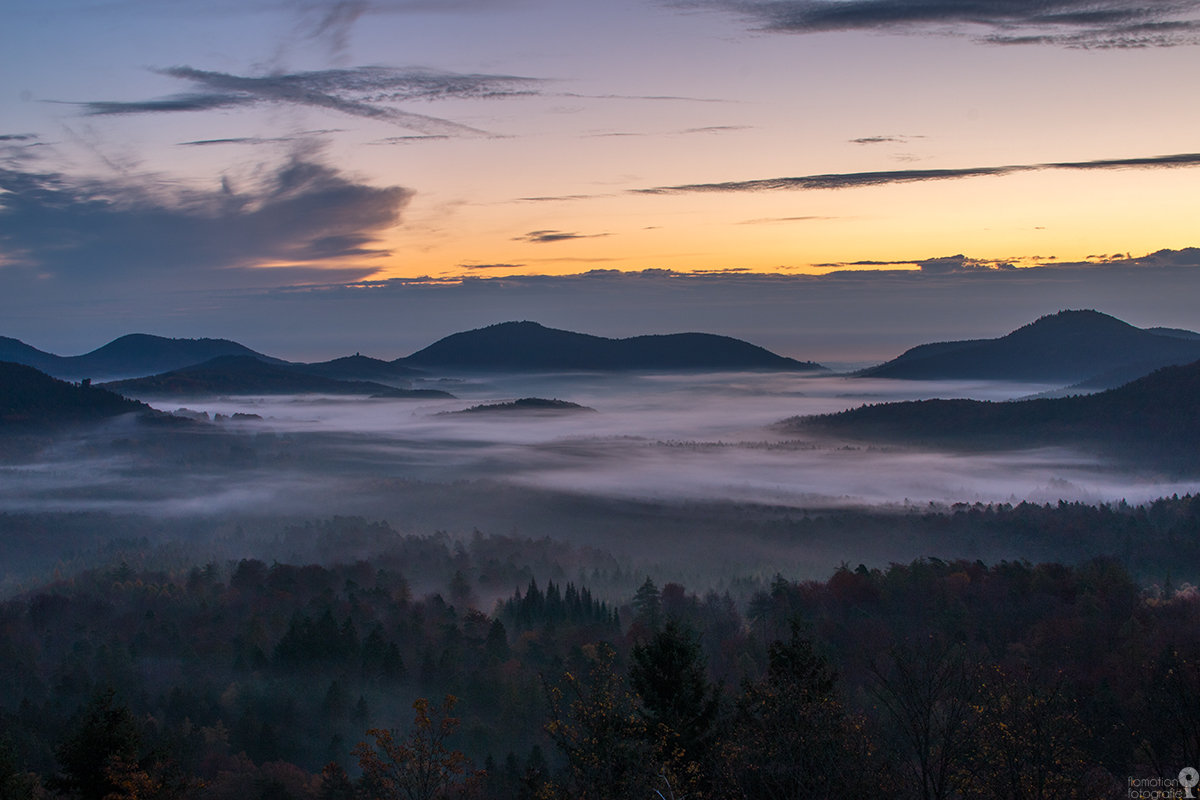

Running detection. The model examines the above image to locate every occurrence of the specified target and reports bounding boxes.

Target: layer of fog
[4,370,1195,515]
[4,370,1199,593]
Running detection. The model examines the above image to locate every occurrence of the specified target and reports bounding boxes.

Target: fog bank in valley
[2,370,1195,593]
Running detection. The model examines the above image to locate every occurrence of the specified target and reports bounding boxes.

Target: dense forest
[2,499,1200,799]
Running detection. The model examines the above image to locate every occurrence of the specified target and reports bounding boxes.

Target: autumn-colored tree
[354,696,475,800]
[101,755,200,800]
[545,642,657,800]
[318,762,358,800]
[962,665,1095,800]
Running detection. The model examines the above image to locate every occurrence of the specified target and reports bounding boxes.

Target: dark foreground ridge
[0,334,287,381]
[0,361,151,429]
[398,321,825,371]
[790,358,1200,470]
[859,309,1200,383]
[441,397,597,415]
[103,356,395,397]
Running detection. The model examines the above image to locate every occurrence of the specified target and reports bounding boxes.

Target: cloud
[635,151,1200,194]
[70,65,543,136]
[737,215,831,224]
[0,151,411,287]
[301,0,369,58]
[516,194,609,203]
[512,230,611,243]
[694,0,1200,47]
[0,134,39,142]
[850,135,913,144]
[177,130,343,146]
[917,254,1016,273]
[370,135,452,144]
[459,262,526,270]
[814,248,1200,272]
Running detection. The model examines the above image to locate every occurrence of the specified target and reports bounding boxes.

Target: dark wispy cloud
[177,130,343,146]
[636,151,1200,194]
[850,135,924,144]
[812,249,1200,272]
[369,135,452,145]
[694,0,1200,47]
[0,134,39,142]
[917,254,1017,273]
[516,194,609,203]
[737,215,831,224]
[459,262,526,270]
[586,125,752,138]
[71,65,543,136]
[0,151,411,287]
[512,230,611,243]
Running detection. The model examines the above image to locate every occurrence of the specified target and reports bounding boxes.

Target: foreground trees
[7,517,1200,799]
[720,623,882,799]
[544,643,655,800]
[354,697,474,800]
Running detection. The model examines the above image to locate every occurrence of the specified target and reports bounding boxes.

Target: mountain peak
[860,310,1200,383]
[399,321,823,371]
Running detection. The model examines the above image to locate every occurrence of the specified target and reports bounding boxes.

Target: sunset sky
[3,0,1200,361]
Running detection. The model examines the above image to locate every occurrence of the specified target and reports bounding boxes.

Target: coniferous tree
[50,689,142,800]
[629,621,720,782]
[632,578,662,631]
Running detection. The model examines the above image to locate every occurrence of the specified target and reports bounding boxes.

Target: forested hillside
[0,362,149,429]
[2,501,1199,799]
[790,358,1200,471]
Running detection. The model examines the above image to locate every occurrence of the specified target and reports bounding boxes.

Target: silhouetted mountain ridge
[860,310,1200,383]
[290,354,425,383]
[788,358,1200,470]
[0,334,287,380]
[398,321,824,371]
[103,356,395,397]
[0,362,151,429]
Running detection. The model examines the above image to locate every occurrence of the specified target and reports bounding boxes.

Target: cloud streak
[512,230,611,243]
[71,65,543,136]
[635,151,1200,194]
[694,0,1200,47]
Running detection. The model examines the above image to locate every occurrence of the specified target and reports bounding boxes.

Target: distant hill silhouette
[291,355,425,383]
[441,397,597,415]
[398,321,824,371]
[103,356,393,396]
[859,310,1200,383]
[787,359,1200,470]
[371,387,457,399]
[0,334,286,380]
[1146,326,1200,341]
[0,362,151,429]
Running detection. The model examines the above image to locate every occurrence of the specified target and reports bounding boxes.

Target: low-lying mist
[2,370,1196,594]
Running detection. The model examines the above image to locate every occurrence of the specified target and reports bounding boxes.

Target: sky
[3,0,1200,361]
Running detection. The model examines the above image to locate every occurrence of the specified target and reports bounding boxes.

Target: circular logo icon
[1180,767,1200,788]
